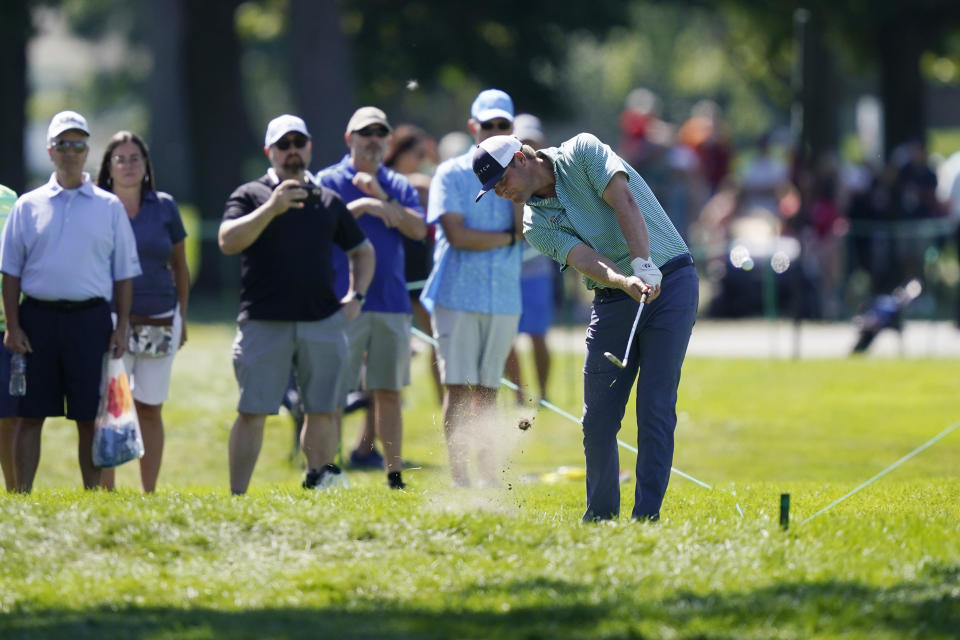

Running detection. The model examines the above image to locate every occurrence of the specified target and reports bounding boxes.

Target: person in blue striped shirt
[474,133,698,522]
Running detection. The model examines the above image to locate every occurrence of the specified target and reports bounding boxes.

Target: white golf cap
[264,114,310,147]
[472,135,522,202]
[513,113,544,145]
[47,110,90,141]
[345,106,392,134]
[470,89,514,123]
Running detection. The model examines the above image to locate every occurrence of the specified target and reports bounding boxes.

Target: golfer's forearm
[566,244,629,290]
[603,174,652,260]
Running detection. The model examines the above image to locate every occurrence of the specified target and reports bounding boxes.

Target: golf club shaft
[621,294,647,363]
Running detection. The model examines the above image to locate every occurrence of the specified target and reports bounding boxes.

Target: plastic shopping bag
[92,356,144,468]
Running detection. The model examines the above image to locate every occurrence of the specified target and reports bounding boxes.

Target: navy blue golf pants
[581,260,698,522]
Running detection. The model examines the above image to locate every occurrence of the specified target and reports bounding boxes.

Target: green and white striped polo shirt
[523,133,688,290]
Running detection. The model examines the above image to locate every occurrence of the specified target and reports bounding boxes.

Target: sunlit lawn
[1,321,958,639]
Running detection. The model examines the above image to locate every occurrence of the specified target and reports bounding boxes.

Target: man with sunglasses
[420,89,523,487]
[472,133,697,523]
[0,110,142,492]
[219,114,374,494]
[317,106,427,490]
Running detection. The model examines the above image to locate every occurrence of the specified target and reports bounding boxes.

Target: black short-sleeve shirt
[222,174,367,322]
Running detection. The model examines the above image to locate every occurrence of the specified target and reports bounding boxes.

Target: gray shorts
[432,306,519,389]
[340,311,412,394]
[232,313,348,414]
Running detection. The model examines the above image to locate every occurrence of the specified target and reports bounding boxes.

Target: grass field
[1,322,958,639]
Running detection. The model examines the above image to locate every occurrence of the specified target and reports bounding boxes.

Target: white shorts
[432,306,518,389]
[121,309,182,406]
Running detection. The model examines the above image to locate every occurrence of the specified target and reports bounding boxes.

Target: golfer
[473,133,697,522]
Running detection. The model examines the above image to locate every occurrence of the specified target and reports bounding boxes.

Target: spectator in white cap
[1,110,142,492]
[420,89,524,487]
[218,114,375,494]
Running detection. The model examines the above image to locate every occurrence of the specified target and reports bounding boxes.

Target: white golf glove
[631,257,662,287]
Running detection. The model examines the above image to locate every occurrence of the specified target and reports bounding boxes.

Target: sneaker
[349,447,385,470]
[387,471,406,490]
[303,463,350,490]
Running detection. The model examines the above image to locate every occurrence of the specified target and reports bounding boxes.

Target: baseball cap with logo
[472,135,522,202]
[47,110,90,142]
[470,89,514,123]
[346,107,392,134]
[264,114,311,147]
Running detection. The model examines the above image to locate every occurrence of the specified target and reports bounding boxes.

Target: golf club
[604,293,647,368]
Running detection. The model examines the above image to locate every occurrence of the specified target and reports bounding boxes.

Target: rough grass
[1,322,958,639]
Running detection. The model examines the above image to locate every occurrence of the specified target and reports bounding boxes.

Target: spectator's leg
[76,419,101,489]
[443,384,471,486]
[14,417,44,492]
[0,417,15,491]
[301,411,340,472]
[504,346,524,404]
[372,388,402,474]
[531,334,551,401]
[229,412,266,495]
[136,400,164,493]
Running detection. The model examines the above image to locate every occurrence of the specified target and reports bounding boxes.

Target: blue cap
[470,89,514,123]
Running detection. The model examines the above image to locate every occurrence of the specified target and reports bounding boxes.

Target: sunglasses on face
[52,140,89,152]
[354,126,390,138]
[275,136,309,151]
[480,120,511,131]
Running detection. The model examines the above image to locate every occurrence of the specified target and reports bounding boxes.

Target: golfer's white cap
[472,135,522,202]
[513,113,544,146]
[47,110,90,142]
[470,89,514,123]
[264,114,310,147]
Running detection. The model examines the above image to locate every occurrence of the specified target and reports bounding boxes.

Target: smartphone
[296,185,324,206]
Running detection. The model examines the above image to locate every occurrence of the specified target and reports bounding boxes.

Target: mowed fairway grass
[1,322,958,639]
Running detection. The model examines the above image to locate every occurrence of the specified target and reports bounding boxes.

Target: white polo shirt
[0,173,141,301]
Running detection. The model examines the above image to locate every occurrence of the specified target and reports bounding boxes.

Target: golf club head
[603,351,626,368]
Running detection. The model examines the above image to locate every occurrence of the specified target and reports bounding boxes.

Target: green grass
[1,322,958,639]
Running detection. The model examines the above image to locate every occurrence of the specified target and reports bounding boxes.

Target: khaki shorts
[432,306,518,389]
[340,311,412,395]
[232,313,348,414]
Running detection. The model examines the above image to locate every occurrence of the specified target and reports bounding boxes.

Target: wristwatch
[353,291,366,305]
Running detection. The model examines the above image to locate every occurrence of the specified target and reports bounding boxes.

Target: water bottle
[9,353,26,397]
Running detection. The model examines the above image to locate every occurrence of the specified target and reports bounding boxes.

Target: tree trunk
[145,0,191,203]
[0,2,31,194]
[801,17,838,165]
[878,19,926,157]
[289,0,354,169]
[183,0,253,294]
